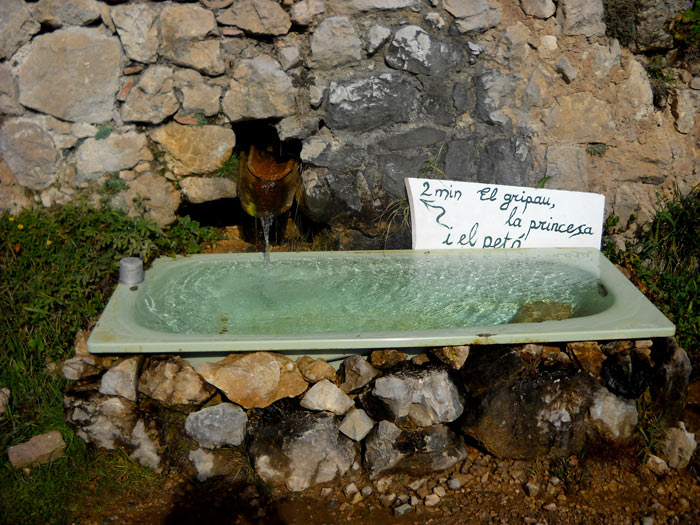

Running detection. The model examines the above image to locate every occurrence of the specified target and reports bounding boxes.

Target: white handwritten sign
[405,178,605,250]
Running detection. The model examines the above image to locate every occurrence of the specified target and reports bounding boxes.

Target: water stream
[260,215,274,270]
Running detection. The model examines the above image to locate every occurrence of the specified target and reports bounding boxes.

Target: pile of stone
[51,333,696,493]
[1,0,698,240]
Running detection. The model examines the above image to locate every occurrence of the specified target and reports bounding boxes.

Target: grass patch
[586,143,608,157]
[604,186,700,361]
[0,203,218,523]
[216,153,240,178]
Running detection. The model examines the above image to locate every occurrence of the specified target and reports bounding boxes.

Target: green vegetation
[102,172,129,195]
[645,56,677,108]
[377,198,411,246]
[216,152,240,178]
[674,0,700,64]
[536,176,551,189]
[0,203,218,523]
[419,144,446,179]
[604,186,700,360]
[94,125,112,140]
[586,143,608,157]
[549,452,590,494]
[635,396,667,461]
[603,0,639,48]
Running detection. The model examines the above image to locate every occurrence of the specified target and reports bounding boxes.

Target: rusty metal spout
[238,145,300,219]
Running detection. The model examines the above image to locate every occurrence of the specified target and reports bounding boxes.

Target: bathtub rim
[87,248,675,356]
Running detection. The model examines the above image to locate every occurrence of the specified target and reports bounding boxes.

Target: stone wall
[60,336,695,490]
[0,0,698,231]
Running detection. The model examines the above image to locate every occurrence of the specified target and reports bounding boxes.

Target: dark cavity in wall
[177,119,310,248]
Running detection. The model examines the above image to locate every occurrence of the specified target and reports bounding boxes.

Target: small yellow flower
[46,240,52,246]
[8,217,14,221]
[17,224,24,229]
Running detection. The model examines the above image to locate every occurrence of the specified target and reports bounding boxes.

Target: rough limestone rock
[651,338,692,424]
[671,90,697,134]
[617,59,654,122]
[121,65,180,124]
[544,145,589,191]
[173,68,222,117]
[65,392,138,450]
[0,0,40,60]
[346,0,416,10]
[431,346,470,370]
[664,423,697,469]
[632,0,688,52]
[7,431,66,469]
[159,5,224,76]
[588,388,637,440]
[0,63,22,116]
[600,350,652,400]
[18,28,121,123]
[138,357,215,408]
[248,408,356,491]
[461,371,599,459]
[110,172,180,227]
[99,357,142,402]
[520,0,555,19]
[278,45,301,71]
[0,160,32,215]
[222,56,297,122]
[150,123,235,175]
[75,132,152,184]
[370,350,408,370]
[646,453,669,476]
[0,119,59,191]
[364,421,466,479]
[460,346,526,397]
[366,367,464,427]
[567,341,605,377]
[364,25,391,57]
[185,403,248,448]
[310,17,362,69]
[555,57,577,83]
[339,408,375,441]
[557,0,606,37]
[111,3,159,64]
[326,73,419,132]
[130,419,162,471]
[543,92,615,142]
[180,177,237,204]
[290,0,325,26]
[33,0,102,28]
[444,0,501,33]
[197,353,307,409]
[217,0,291,36]
[189,448,234,481]
[475,70,519,124]
[0,388,9,419]
[340,355,380,393]
[296,357,337,383]
[301,380,354,415]
[62,356,102,381]
[385,25,459,76]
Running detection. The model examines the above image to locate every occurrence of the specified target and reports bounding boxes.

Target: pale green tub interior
[87,248,675,365]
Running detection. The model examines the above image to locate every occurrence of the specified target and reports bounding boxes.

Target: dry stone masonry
[0,0,697,236]
[60,337,696,491]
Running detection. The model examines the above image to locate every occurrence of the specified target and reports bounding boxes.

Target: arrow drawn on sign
[420,198,452,230]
